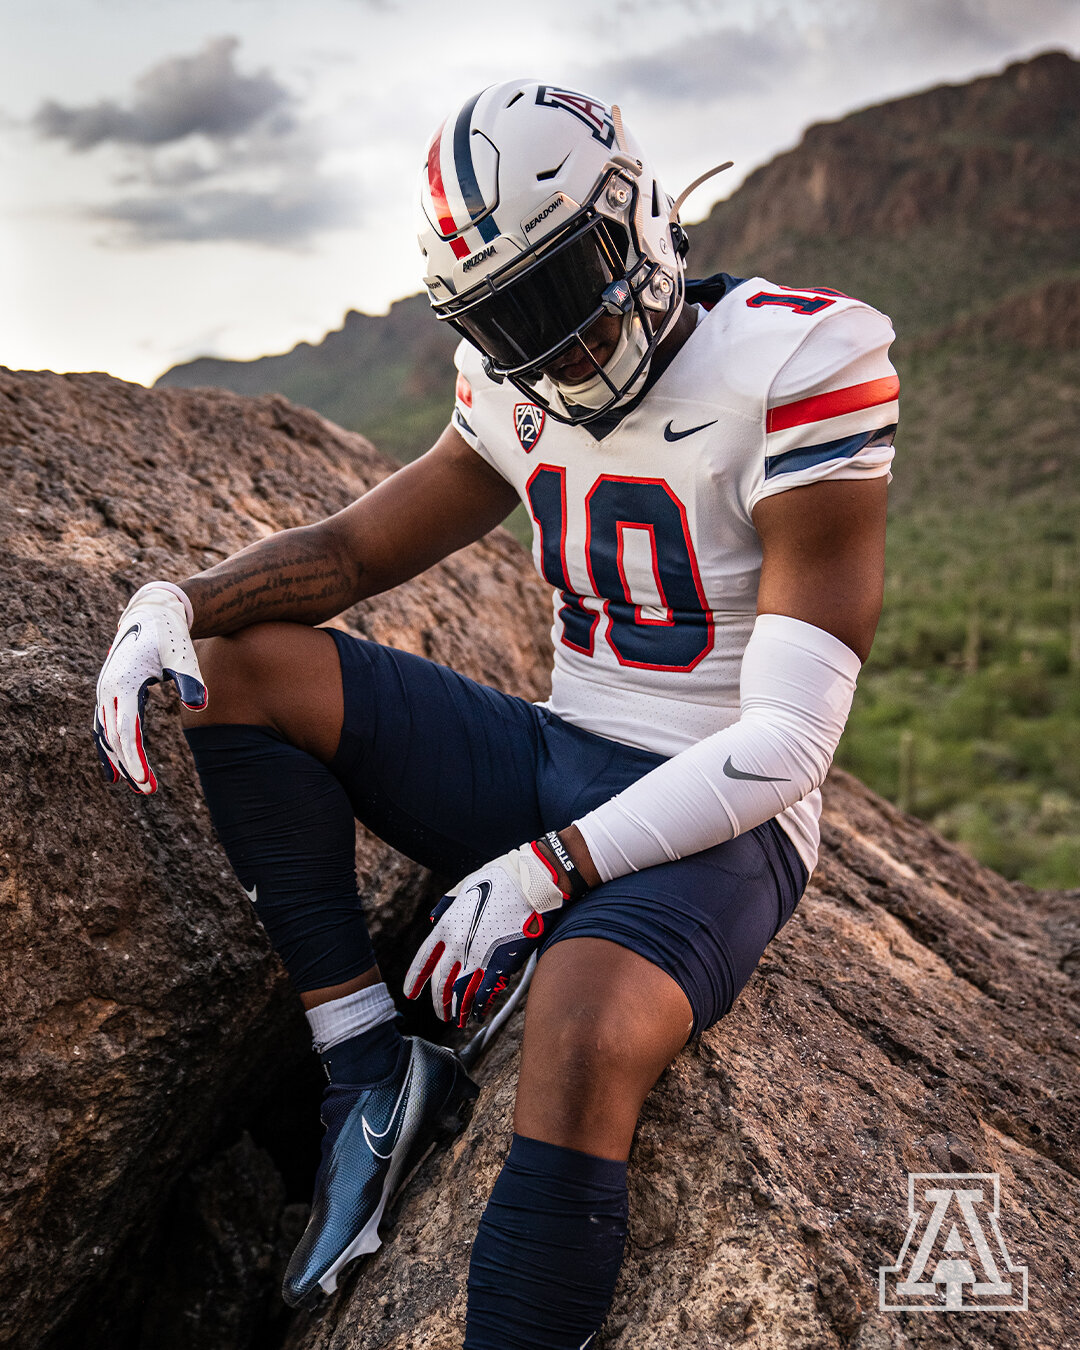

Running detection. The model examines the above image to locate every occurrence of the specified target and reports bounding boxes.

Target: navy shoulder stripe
[765,424,896,479]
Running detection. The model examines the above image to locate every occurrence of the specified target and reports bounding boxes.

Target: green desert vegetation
[843,497,1080,887]
[680,49,1080,886]
[865,338,1080,887]
[841,288,1078,887]
[773,313,1075,888]
[158,54,1080,887]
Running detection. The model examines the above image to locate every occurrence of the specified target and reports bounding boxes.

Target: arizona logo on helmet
[514,403,546,452]
[535,86,616,147]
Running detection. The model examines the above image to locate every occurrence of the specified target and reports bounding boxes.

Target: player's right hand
[404,841,568,1026]
[92,582,207,794]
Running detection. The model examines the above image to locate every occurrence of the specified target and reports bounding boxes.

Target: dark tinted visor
[451,218,621,371]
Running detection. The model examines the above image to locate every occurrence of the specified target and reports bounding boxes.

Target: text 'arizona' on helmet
[418,79,687,423]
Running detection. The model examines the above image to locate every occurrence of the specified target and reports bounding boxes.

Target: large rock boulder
[0,368,552,1350]
[285,772,1079,1350]
[3,367,1077,1350]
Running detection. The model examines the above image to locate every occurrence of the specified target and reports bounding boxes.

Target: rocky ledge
[0,370,1076,1350]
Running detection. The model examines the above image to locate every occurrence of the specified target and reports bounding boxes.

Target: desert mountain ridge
[157,49,1080,467]
[693,47,1080,258]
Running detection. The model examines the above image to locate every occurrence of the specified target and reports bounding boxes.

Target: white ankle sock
[305,981,397,1054]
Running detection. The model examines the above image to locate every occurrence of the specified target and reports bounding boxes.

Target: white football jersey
[451,276,898,871]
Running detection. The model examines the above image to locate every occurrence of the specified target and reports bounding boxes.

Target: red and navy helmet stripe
[427,92,499,258]
[452,91,499,244]
[426,119,468,259]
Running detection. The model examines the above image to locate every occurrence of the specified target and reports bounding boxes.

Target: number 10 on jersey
[526,466,714,672]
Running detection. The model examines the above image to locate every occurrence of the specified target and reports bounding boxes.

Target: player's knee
[543,1002,636,1099]
[183,622,300,726]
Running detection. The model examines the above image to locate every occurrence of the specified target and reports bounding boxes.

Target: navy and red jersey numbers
[526,468,713,672]
[525,466,597,655]
[746,285,849,316]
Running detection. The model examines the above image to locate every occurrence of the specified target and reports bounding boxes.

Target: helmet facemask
[431,168,684,425]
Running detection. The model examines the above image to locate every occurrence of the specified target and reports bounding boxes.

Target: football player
[93,80,897,1347]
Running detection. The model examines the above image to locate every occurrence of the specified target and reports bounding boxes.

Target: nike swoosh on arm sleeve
[573,614,860,879]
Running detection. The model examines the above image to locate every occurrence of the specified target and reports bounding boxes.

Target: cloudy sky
[3,0,1077,385]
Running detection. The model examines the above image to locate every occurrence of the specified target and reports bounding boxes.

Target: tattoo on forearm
[184,529,364,637]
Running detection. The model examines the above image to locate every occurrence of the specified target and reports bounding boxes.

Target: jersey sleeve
[451,340,499,469]
[749,305,898,509]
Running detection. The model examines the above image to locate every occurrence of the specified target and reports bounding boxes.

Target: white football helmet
[418,80,687,424]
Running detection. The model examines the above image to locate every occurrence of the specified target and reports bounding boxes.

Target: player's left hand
[404,841,569,1026]
[92,582,207,793]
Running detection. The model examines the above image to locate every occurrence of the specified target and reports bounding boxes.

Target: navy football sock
[320,1020,405,1087]
[465,1134,628,1350]
[184,724,376,992]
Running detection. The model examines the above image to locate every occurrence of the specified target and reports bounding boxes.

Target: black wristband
[536,830,590,902]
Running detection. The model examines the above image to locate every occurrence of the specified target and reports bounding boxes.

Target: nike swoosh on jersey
[722,755,791,783]
[663,419,718,441]
[361,1052,416,1160]
[463,880,493,965]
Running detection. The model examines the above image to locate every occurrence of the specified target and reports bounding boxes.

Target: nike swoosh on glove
[92,582,207,794]
[404,841,568,1026]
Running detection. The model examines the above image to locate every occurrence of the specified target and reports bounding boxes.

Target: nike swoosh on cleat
[361,1053,416,1160]
[463,880,492,966]
[663,419,717,441]
[722,755,791,783]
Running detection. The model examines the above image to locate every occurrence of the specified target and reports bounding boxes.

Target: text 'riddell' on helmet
[417,79,688,425]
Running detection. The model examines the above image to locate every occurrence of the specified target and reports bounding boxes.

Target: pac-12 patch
[514,402,546,452]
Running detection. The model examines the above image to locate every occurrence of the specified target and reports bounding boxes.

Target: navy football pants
[324,630,807,1035]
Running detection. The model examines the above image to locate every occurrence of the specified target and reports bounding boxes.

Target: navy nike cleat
[282,1036,478,1308]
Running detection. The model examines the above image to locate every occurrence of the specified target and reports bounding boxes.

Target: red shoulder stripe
[767,375,899,433]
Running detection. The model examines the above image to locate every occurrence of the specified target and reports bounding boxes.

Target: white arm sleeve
[574,613,861,881]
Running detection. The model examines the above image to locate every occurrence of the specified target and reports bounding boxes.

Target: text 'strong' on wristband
[536,830,590,902]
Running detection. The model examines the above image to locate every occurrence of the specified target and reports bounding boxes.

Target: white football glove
[92,582,207,794]
[404,841,569,1026]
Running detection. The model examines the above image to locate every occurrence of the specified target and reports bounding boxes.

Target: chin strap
[611,103,627,151]
[549,307,649,415]
[669,161,734,223]
[609,105,644,178]
[610,101,731,227]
